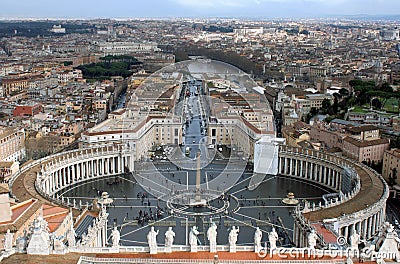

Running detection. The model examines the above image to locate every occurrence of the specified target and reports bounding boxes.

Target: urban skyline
[2,0,400,19]
[1,2,400,263]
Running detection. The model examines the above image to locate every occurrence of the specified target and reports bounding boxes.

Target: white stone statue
[346,257,354,264]
[52,235,65,253]
[189,226,200,252]
[349,230,360,250]
[111,227,120,248]
[377,223,400,261]
[16,232,27,253]
[207,222,218,253]
[26,218,51,255]
[254,227,262,253]
[228,226,239,252]
[307,229,318,249]
[67,224,76,247]
[269,227,279,251]
[164,227,175,252]
[147,226,159,254]
[4,229,13,252]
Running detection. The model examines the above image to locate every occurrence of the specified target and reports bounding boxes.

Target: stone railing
[77,255,346,264]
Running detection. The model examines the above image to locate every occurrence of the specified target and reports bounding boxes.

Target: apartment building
[0,126,25,162]
[382,149,400,182]
[342,136,390,163]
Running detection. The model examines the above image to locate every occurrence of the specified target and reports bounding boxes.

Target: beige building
[342,137,390,163]
[310,122,344,150]
[0,126,25,162]
[0,185,11,223]
[282,121,310,147]
[342,125,390,163]
[208,116,267,158]
[346,125,380,141]
[382,149,400,182]
[80,109,183,161]
[0,161,19,182]
[1,75,29,96]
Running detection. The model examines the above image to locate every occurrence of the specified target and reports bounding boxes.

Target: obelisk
[195,150,201,203]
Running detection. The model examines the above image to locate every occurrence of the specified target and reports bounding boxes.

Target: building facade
[382,149,400,182]
[0,126,25,162]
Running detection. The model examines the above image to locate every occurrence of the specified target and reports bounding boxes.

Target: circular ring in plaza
[165,190,239,217]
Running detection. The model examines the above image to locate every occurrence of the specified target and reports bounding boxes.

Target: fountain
[282,192,299,205]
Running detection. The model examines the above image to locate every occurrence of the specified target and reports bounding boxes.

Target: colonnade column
[367,217,372,238]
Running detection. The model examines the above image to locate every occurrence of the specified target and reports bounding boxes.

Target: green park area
[76,55,141,81]
[350,80,400,113]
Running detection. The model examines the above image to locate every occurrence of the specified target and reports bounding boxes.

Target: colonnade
[37,146,134,198]
[278,156,342,191]
[339,206,386,241]
[280,146,388,246]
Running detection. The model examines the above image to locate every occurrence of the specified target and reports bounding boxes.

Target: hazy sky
[1,0,400,19]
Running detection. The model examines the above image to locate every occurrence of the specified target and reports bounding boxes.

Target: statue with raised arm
[254,227,262,253]
[189,226,200,252]
[4,229,13,252]
[164,227,175,252]
[147,226,159,254]
[111,226,120,248]
[228,226,239,253]
[207,222,218,253]
[349,230,360,250]
[269,227,279,252]
[308,229,318,249]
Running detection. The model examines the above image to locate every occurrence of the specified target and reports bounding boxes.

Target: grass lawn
[383,97,400,112]
[352,106,369,113]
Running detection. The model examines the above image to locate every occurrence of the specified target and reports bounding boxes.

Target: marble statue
[349,230,360,250]
[207,222,218,253]
[269,227,279,251]
[80,233,87,247]
[228,226,239,253]
[189,226,200,252]
[4,229,13,252]
[376,222,400,260]
[254,227,262,253]
[147,226,159,254]
[307,229,318,249]
[164,227,175,252]
[27,217,51,255]
[52,235,66,253]
[16,232,27,253]
[346,257,354,264]
[111,227,120,248]
[67,224,76,247]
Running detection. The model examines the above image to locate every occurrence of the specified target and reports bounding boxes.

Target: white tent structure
[249,135,286,190]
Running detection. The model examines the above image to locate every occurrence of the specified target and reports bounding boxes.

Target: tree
[371,98,382,109]
[380,83,393,93]
[339,88,349,96]
[320,98,332,114]
[349,80,364,88]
